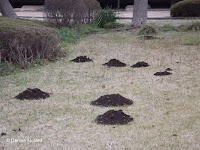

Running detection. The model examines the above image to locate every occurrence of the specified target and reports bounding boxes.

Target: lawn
[0,27,200,150]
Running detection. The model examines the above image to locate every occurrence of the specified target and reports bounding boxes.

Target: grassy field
[0,27,200,150]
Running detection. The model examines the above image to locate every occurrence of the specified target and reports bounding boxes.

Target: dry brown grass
[0,29,200,150]
[117,19,200,26]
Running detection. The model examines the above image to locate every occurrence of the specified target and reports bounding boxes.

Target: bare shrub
[44,0,101,27]
[84,0,102,23]
[0,17,60,68]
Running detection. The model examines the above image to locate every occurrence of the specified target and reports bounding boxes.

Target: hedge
[0,17,60,67]
[170,0,200,17]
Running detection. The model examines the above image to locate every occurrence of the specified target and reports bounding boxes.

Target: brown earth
[103,59,126,67]
[91,94,133,107]
[15,88,50,100]
[71,56,93,63]
[154,71,172,76]
[131,61,150,68]
[96,110,133,125]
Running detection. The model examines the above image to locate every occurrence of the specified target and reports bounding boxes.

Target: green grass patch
[180,32,200,45]
[94,8,117,28]
[103,22,125,29]
[138,25,158,35]
[57,24,104,47]
[0,62,15,76]
[159,24,178,32]
[57,27,81,43]
[178,22,200,32]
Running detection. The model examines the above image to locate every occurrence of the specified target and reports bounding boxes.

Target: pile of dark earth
[166,68,172,71]
[15,88,50,100]
[96,110,133,125]
[154,71,172,76]
[71,56,93,63]
[103,59,126,67]
[131,61,149,68]
[91,94,133,107]
[1,132,6,136]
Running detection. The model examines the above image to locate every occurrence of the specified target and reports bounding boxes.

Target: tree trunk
[131,0,148,28]
[0,0,17,18]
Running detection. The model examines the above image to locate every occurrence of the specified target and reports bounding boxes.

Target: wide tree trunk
[131,0,148,28]
[0,0,17,18]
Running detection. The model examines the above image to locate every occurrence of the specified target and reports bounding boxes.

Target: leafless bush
[44,0,101,27]
[7,36,59,67]
[0,17,60,68]
[84,0,102,23]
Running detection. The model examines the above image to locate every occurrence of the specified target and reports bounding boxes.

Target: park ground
[0,22,200,149]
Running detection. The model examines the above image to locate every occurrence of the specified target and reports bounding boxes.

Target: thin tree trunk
[0,0,17,18]
[131,0,148,28]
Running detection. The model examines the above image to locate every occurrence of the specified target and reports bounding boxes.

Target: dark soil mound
[91,94,133,107]
[154,71,172,76]
[15,88,50,100]
[131,61,149,68]
[96,110,133,125]
[103,59,126,67]
[71,56,93,63]
[1,132,6,136]
[166,68,172,71]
